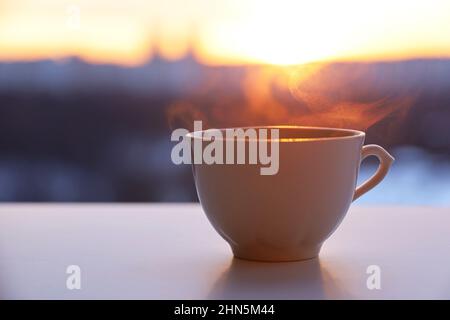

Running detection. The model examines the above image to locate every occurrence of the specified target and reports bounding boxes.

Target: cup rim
[186,125,365,142]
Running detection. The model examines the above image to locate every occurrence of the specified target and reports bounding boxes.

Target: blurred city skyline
[1,0,450,66]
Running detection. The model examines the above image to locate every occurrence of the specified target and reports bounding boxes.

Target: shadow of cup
[208,257,347,299]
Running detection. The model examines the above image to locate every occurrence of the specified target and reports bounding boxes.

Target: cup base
[231,244,322,262]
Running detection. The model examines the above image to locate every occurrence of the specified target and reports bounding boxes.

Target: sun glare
[201,1,348,65]
[200,0,450,65]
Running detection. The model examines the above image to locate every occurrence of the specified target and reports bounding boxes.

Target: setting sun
[200,0,450,65]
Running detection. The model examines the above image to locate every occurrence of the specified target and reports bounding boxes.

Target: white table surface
[0,203,449,300]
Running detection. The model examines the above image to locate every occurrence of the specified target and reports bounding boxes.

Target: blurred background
[0,0,449,205]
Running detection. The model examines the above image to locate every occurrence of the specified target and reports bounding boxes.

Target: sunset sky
[1,0,450,65]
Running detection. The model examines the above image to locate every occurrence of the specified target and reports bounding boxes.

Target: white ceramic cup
[188,126,394,262]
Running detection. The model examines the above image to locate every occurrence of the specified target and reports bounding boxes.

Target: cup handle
[353,145,395,201]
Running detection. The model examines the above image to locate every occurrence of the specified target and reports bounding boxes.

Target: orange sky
[1,0,450,66]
